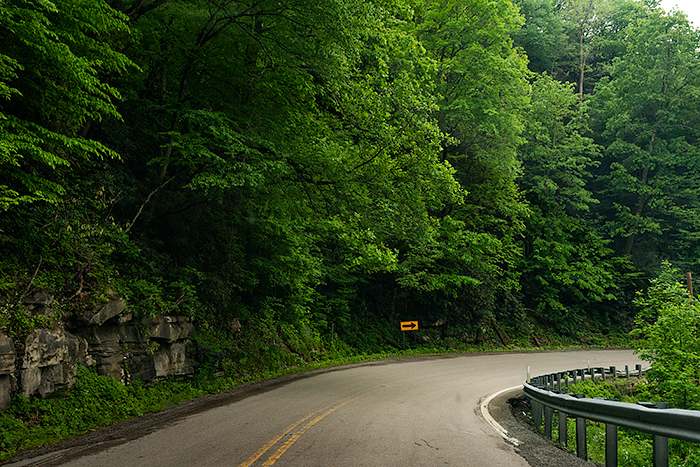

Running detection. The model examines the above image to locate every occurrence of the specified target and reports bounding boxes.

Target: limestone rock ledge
[1,297,198,412]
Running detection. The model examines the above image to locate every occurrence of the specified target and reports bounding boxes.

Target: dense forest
[2,0,699,359]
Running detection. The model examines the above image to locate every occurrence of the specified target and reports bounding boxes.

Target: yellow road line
[238,400,349,467]
[261,400,350,466]
[238,415,314,467]
[238,370,461,466]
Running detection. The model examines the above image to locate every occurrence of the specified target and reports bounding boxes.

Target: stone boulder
[23,291,55,320]
[19,328,87,398]
[0,334,15,412]
[0,333,14,374]
[79,325,124,382]
[153,341,195,378]
[23,291,53,306]
[82,298,126,326]
[148,316,194,343]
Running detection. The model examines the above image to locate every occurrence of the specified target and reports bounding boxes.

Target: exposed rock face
[148,315,194,343]
[82,298,127,326]
[0,334,15,412]
[1,295,198,412]
[19,328,87,398]
[77,313,197,385]
[23,292,54,306]
[119,316,195,383]
[79,325,124,381]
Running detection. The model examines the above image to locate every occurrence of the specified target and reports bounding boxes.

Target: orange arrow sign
[400,321,418,331]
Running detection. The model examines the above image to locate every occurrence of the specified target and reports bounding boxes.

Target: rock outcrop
[0,334,15,412]
[1,295,198,412]
[19,328,87,398]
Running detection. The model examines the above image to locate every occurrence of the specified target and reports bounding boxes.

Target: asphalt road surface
[6,349,643,466]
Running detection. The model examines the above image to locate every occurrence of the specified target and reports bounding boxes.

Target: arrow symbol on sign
[401,321,418,331]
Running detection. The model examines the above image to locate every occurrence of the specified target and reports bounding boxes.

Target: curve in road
[6,349,643,466]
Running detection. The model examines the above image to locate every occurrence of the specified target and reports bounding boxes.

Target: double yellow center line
[238,399,351,466]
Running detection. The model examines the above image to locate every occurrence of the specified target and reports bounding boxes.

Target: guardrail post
[559,411,568,446]
[653,402,669,467]
[576,416,587,460]
[532,400,543,429]
[653,434,669,467]
[636,364,643,377]
[606,423,617,467]
[545,406,553,439]
[525,367,692,467]
[625,365,629,379]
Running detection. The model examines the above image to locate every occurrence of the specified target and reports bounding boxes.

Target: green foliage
[516,72,629,335]
[590,9,700,266]
[0,304,52,338]
[520,73,600,212]
[0,0,134,208]
[0,365,211,461]
[512,0,569,76]
[566,373,700,467]
[633,262,700,410]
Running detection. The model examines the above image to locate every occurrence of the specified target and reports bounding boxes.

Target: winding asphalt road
[7,349,643,466]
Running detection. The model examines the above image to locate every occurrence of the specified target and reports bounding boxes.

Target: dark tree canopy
[1,0,698,353]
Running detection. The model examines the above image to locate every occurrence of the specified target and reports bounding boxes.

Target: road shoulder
[487,387,596,467]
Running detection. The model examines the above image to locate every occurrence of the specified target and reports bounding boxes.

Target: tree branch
[125,174,177,233]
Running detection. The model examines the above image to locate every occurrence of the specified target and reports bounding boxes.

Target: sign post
[400,321,418,348]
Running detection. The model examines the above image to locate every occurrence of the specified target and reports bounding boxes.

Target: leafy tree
[406,0,531,336]
[633,262,700,409]
[512,0,570,77]
[520,73,600,212]
[518,73,623,335]
[0,0,133,209]
[591,9,700,270]
[415,0,530,171]
[105,0,465,343]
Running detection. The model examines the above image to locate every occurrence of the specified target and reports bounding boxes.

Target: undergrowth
[543,378,700,467]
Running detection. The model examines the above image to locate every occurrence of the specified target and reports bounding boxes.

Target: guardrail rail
[523,365,700,467]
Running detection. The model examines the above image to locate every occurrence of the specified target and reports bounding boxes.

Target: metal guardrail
[523,365,700,467]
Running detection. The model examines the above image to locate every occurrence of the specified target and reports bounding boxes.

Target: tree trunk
[624,132,656,256]
[579,30,585,103]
